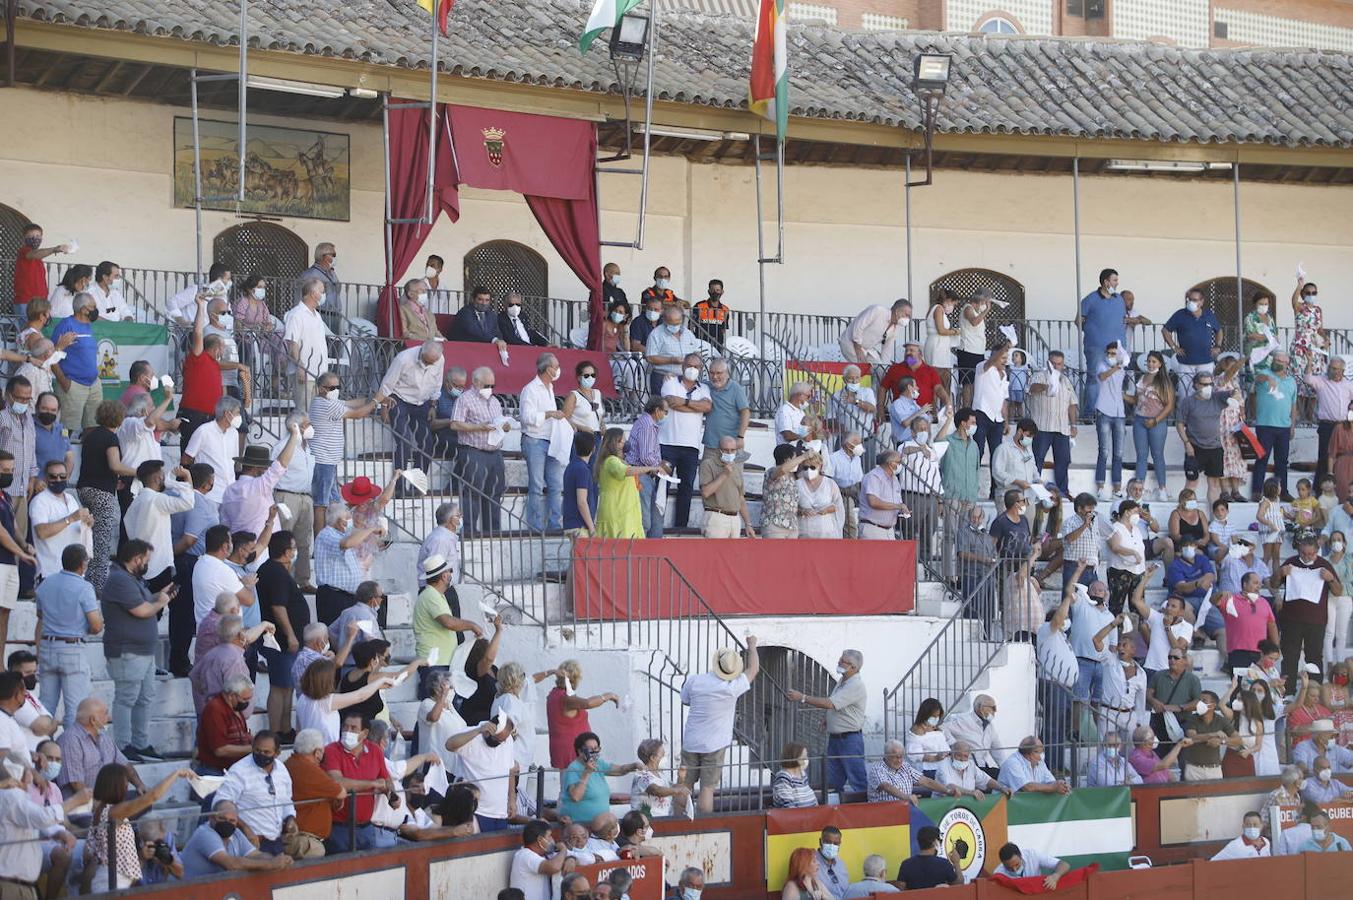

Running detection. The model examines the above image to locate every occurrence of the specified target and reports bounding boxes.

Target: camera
[152,840,174,865]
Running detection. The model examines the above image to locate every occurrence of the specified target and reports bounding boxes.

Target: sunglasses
[1168,655,1185,661]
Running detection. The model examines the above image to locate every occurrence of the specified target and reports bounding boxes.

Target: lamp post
[906,52,952,188]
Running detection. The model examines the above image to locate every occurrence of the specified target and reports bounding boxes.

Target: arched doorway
[736,646,834,790]
[1190,276,1275,352]
[463,239,549,321]
[928,268,1027,347]
[0,203,33,313]
[213,222,308,315]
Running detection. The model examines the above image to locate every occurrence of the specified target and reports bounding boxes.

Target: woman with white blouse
[906,698,951,786]
[796,456,845,539]
[630,738,692,817]
[1106,499,1148,616]
[568,359,606,434]
[295,657,394,744]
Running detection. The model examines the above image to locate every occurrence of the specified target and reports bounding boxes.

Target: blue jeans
[324,822,401,854]
[1032,431,1072,497]
[1187,593,1226,634]
[1083,347,1105,415]
[311,463,342,505]
[106,653,156,749]
[637,473,664,539]
[826,731,867,794]
[1250,425,1292,497]
[1095,412,1124,486]
[521,435,564,531]
[476,814,511,833]
[39,640,91,732]
[1133,415,1169,488]
[1073,658,1103,704]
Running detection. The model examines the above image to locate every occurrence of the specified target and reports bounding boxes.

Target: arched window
[213,223,308,282]
[1190,277,1275,351]
[463,239,549,313]
[928,268,1027,347]
[0,203,33,313]
[734,646,834,785]
[978,15,1020,34]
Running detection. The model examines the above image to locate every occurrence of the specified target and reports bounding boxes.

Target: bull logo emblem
[482,126,506,168]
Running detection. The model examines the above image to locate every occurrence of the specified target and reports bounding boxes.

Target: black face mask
[22,674,36,691]
[244,551,258,565]
[0,474,13,490]
[483,734,503,749]
[87,309,100,322]
[212,821,237,840]
[406,793,430,810]
[47,480,67,495]
[251,752,273,770]
[36,412,56,427]
[234,700,250,713]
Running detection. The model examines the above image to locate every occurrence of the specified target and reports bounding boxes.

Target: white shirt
[1107,521,1146,574]
[519,377,560,441]
[973,362,1009,422]
[680,672,751,753]
[1036,621,1078,690]
[898,439,944,494]
[1070,594,1116,659]
[906,729,951,769]
[1211,835,1270,861]
[935,757,984,792]
[417,527,460,586]
[168,283,208,320]
[215,756,295,840]
[185,422,236,502]
[583,837,620,862]
[283,302,329,381]
[123,481,195,577]
[192,553,244,624]
[273,439,314,494]
[1145,609,1194,671]
[418,697,468,778]
[829,448,864,490]
[452,731,516,819]
[88,281,129,321]
[14,362,52,398]
[0,714,29,780]
[941,711,1006,768]
[491,691,536,770]
[29,489,89,579]
[660,378,711,450]
[993,845,1063,877]
[510,846,553,900]
[116,416,160,471]
[14,692,53,753]
[774,401,807,439]
[0,786,64,882]
[47,285,76,319]
[295,694,339,745]
[378,346,442,405]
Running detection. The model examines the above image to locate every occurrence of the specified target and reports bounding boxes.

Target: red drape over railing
[379,104,602,347]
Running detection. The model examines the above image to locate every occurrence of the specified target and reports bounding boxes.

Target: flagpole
[426,8,439,225]
[756,133,766,360]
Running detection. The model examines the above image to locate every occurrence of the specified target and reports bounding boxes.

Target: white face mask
[926,715,940,727]
[325,388,340,400]
[1319,768,1333,782]
[720,452,737,464]
[645,309,661,322]
[803,467,819,480]
[610,311,625,324]
[1256,304,1270,315]
[1333,542,1346,553]
[835,665,847,676]
[1313,828,1328,842]
[301,425,315,440]
[228,415,242,431]
[1197,386,1214,400]
[1196,700,1210,716]
[1245,591,1260,601]
[479,387,494,400]
[1183,499,1199,511]
[1243,826,1262,841]
[579,375,596,388]
[655,278,671,291]
[341,731,360,750]
[1125,513,1139,528]
[850,444,864,458]
[914,431,930,445]
[216,313,234,330]
[1186,300,1200,313]
[683,366,700,382]
[951,758,969,771]
[252,286,266,301]
[507,304,521,318]
[965,424,977,438]
[1182,546,1197,561]
[425,267,439,279]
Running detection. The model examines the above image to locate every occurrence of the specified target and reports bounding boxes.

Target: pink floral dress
[1291,302,1325,374]
[1217,372,1246,479]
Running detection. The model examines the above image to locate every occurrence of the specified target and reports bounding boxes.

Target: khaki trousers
[702,512,742,538]
[274,489,315,584]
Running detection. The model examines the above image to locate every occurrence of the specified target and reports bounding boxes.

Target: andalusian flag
[416,0,454,36]
[913,794,1009,880]
[749,0,788,141]
[580,0,644,53]
[1006,787,1133,871]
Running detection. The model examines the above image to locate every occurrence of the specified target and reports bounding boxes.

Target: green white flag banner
[580,0,643,53]
[47,321,171,400]
[1006,786,1133,871]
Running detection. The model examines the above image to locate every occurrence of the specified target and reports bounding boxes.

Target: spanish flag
[765,804,910,893]
[416,0,454,36]
[748,0,788,142]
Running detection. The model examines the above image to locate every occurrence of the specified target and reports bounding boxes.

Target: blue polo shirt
[1168,555,1216,604]
[50,317,97,385]
[562,457,597,531]
[704,380,750,449]
[558,758,615,822]
[35,570,99,637]
[1080,290,1126,356]
[1164,308,1222,365]
[1254,374,1298,428]
[34,420,71,473]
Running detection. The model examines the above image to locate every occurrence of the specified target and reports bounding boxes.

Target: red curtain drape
[525,191,603,351]
[378,106,459,337]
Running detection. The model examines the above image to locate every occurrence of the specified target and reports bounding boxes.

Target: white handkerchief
[65,239,79,253]
[487,416,513,449]
[66,798,93,817]
[1297,261,1307,279]
[42,350,66,371]
[276,504,293,522]
[189,775,224,799]
[160,374,175,390]
[988,298,1010,309]
[655,471,681,486]
[1046,367,1060,397]
[998,324,1019,347]
[262,631,281,652]
[563,676,576,697]
[1288,566,1326,603]
[357,619,378,638]
[426,646,440,666]
[493,710,507,730]
[402,468,430,494]
[424,762,449,795]
[1225,595,1239,618]
[392,671,409,686]
[480,603,499,621]
[1306,662,1322,675]
[1029,483,1053,504]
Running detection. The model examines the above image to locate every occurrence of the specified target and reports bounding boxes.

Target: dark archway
[213,222,308,315]
[928,268,1027,347]
[0,203,33,313]
[1190,276,1276,352]
[463,239,549,318]
[736,646,834,789]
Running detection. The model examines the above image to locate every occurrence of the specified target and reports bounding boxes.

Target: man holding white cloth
[519,352,571,533]
[1277,535,1343,688]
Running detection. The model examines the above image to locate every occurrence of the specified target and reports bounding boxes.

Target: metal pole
[755,134,767,359]
[190,69,205,284]
[382,94,396,337]
[426,15,439,224]
[235,0,248,206]
[775,137,785,261]
[1073,157,1082,310]
[635,3,657,250]
[1233,161,1243,348]
[905,153,913,307]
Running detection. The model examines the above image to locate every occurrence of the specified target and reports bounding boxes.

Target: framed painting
[173,117,351,221]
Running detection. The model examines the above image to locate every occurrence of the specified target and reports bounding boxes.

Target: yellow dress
[595,455,644,538]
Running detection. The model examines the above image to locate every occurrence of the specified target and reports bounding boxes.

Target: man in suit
[497,292,549,347]
[450,286,509,351]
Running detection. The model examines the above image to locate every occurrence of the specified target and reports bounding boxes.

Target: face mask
[1183,499,1198,511]
[1305,293,1319,304]
[341,731,360,750]
[579,375,597,389]
[1243,826,1261,841]
[24,236,41,249]
[507,304,521,318]
[36,411,56,427]
[721,452,737,464]
[666,323,682,335]
[9,403,27,416]
[803,467,819,480]
[1186,301,1200,313]
[645,309,660,322]
[1256,304,1269,315]
[300,425,315,441]
[1182,546,1197,561]
[1125,513,1139,528]
[325,388,340,400]
[1245,591,1262,602]
[1313,829,1329,842]
[1228,543,1248,560]
[846,381,862,394]
[926,716,940,727]
[228,416,242,431]
[20,673,36,691]
[1319,768,1333,782]
[610,274,622,287]
[850,444,864,458]
[951,758,969,771]
[48,480,67,495]
[683,366,700,382]
[610,311,625,323]
[479,387,493,400]
[904,355,919,367]
[965,424,977,438]
[820,843,839,861]
[915,431,930,445]
[251,752,273,769]
[42,761,61,781]
[0,474,13,490]
[1019,435,1032,449]
[655,278,671,291]
[1196,701,1210,716]
[424,267,439,279]
[1197,386,1213,400]
[1333,542,1346,553]
[835,665,847,676]
[681,889,702,900]
[1106,355,1118,365]
[216,312,234,329]
[250,286,266,301]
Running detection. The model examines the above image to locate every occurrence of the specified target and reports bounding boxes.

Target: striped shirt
[624,413,662,467]
[451,390,504,451]
[307,396,346,465]
[867,758,926,803]
[314,525,362,592]
[1025,370,1077,435]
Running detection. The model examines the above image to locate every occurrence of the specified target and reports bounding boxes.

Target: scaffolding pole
[1072,157,1082,318]
[1233,162,1243,345]
[754,133,785,360]
[598,2,658,250]
[190,0,250,283]
[905,154,913,308]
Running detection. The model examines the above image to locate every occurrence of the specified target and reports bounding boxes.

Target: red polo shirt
[197,693,252,770]
[880,361,942,406]
[323,740,389,825]
[14,248,46,306]
[181,350,224,414]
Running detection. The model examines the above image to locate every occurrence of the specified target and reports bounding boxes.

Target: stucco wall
[3,86,1350,332]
